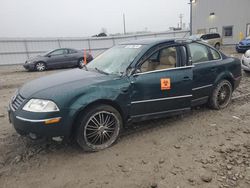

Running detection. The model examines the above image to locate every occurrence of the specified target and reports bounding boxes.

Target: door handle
[182,76,191,81]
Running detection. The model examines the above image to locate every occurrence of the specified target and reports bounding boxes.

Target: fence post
[112,37,115,46]
[23,40,29,59]
[57,39,61,48]
[87,39,91,52]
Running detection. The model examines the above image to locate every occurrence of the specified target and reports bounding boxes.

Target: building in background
[191,0,250,45]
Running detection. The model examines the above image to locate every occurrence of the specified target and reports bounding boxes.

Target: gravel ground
[0,47,250,188]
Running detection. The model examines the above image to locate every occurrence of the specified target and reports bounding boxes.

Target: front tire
[76,105,123,151]
[35,62,46,71]
[209,80,232,110]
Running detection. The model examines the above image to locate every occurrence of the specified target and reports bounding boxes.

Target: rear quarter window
[210,48,221,60]
[188,43,210,63]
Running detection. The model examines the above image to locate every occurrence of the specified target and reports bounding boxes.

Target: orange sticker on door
[161,78,171,90]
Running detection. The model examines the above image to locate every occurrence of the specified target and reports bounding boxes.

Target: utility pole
[189,0,193,35]
[123,13,126,35]
[179,14,183,29]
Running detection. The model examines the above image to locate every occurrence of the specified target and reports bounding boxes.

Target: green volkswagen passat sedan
[8,38,242,151]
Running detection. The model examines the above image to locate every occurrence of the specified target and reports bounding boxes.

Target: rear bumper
[233,76,241,90]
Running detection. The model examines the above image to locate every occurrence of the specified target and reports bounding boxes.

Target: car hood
[19,69,112,98]
[239,39,250,45]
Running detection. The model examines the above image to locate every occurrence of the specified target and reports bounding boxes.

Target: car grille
[11,94,25,111]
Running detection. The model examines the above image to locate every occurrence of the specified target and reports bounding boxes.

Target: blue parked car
[236,36,250,53]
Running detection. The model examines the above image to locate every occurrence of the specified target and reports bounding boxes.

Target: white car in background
[189,33,222,50]
[241,50,250,73]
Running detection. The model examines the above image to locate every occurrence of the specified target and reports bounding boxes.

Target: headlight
[23,99,59,112]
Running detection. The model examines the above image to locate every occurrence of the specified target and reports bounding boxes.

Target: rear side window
[188,43,209,63]
[68,49,77,54]
[213,33,220,38]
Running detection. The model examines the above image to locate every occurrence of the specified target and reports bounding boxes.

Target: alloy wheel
[217,84,231,108]
[84,111,120,149]
[79,59,85,68]
[36,62,46,71]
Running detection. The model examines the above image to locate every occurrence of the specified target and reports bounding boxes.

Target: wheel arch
[214,72,235,90]
[70,99,125,136]
[35,61,47,65]
[215,42,220,46]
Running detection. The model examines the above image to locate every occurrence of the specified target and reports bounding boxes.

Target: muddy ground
[0,47,250,188]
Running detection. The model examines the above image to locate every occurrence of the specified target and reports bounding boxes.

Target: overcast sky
[0,0,190,38]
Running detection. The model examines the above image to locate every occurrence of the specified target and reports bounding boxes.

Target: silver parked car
[189,33,222,50]
[23,48,93,71]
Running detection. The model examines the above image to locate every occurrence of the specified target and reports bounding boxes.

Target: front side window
[223,26,233,37]
[188,43,209,63]
[140,47,177,73]
[49,49,67,56]
[200,35,208,40]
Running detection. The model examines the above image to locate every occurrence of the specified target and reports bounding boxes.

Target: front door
[129,46,193,119]
[47,49,69,68]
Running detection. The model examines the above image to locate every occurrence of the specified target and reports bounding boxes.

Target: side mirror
[132,69,141,77]
[47,55,51,58]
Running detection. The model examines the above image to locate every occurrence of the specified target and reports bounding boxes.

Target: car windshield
[43,50,55,56]
[246,36,250,40]
[87,45,143,75]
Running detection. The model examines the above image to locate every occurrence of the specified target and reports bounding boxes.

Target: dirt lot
[0,48,250,188]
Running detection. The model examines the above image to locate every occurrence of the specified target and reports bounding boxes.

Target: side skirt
[191,96,209,107]
[128,108,190,123]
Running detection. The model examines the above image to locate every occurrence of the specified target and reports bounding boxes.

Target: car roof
[120,38,188,46]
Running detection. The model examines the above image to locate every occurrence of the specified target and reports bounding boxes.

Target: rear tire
[215,43,220,50]
[78,58,84,69]
[35,62,46,71]
[209,80,232,110]
[76,104,123,151]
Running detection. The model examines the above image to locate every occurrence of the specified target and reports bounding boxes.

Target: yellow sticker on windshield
[161,78,171,90]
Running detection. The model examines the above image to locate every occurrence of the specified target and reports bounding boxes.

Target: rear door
[66,49,80,67]
[187,42,222,105]
[129,45,193,119]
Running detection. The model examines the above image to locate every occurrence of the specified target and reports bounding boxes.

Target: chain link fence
[0,30,190,65]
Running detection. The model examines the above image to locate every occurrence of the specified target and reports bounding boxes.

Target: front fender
[68,79,131,121]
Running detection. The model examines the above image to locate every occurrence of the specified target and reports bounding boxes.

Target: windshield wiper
[95,67,109,75]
